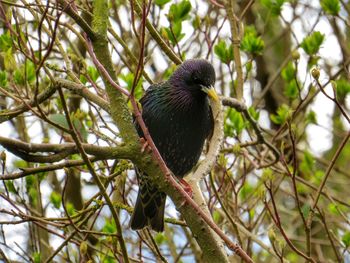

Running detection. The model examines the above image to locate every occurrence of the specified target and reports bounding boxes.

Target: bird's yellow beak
[201,85,219,102]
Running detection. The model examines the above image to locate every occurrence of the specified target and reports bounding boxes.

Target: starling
[130,59,218,232]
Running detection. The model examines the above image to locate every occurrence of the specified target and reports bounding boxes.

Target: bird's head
[169,59,219,102]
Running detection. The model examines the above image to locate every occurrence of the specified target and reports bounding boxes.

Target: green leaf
[217,153,228,167]
[50,191,62,209]
[49,113,88,141]
[214,39,234,64]
[28,187,38,206]
[300,151,315,174]
[162,21,185,45]
[14,60,36,85]
[103,256,116,263]
[5,180,16,193]
[80,241,88,255]
[13,160,27,169]
[284,81,299,99]
[255,185,266,199]
[214,40,227,63]
[73,118,88,142]
[320,0,340,15]
[25,175,37,194]
[270,104,292,125]
[301,31,325,56]
[281,62,296,82]
[312,170,324,185]
[248,107,260,121]
[0,70,7,87]
[162,64,176,79]
[171,21,184,40]
[163,0,191,45]
[261,0,286,16]
[154,0,171,7]
[227,109,246,135]
[168,0,192,22]
[25,175,36,189]
[13,68,23,85]
[249,209,255,219]
[0,32,13,52]
[3,48,17,72]
[213,210,221,223]
[119,72,143,99]
[306,110,317,125]
[335,78,350,98]
[87,66,99,82]
[66,202,75,216]
[154,233,166,244]
[49,114,70,130]
[268,227,276,243]
[25,61,37,83]
[246,61,253,73]
[241,26,265,56]
[103,219,117,233]
[342,232,350,247]
[239,183,254,200]
[80,74,88,84]
[261,168,273,181]
[328,203,348,216]
[328,203,339,215]
[286,253,299,262]
[178,0,192,19]
[296,183,309,195]
[33,252,41,263]
[192,15,201,29]
[301,204,311,219]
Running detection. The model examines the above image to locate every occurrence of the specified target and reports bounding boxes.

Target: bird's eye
[191,73,201,84]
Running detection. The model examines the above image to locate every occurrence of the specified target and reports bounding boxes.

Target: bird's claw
[179,178,193,198]
[140,138,152,153]
[176,179,193,208]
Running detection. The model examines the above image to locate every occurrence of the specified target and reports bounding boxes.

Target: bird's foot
[140,137,152,153]
[179,178,193,198]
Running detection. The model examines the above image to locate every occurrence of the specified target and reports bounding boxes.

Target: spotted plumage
[130,59,218,232]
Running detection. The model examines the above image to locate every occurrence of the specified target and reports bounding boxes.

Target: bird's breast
[147,104,212,177]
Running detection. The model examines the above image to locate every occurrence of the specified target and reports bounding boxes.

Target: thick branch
[186,97,227,261]
[90,1,139,145]
[0,136,136,163]
[190,97,224,181]
[55,78,110,113]
[224,0,243,100]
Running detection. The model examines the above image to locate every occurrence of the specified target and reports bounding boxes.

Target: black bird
[130,59,218,232]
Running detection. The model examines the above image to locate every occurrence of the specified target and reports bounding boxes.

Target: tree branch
[0,83,56,123]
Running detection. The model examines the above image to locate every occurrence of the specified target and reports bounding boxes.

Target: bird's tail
[130,169,166,232]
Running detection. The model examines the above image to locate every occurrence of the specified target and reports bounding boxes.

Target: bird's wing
[139,82,167,105]
[136,82,170,138]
